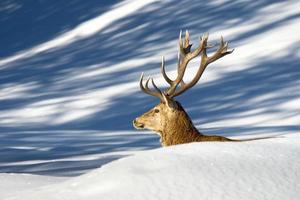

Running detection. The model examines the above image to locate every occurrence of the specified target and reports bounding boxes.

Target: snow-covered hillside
[2,135,300,200]
[0,0,299,199]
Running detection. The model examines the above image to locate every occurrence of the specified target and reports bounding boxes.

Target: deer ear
[162,93,178,109]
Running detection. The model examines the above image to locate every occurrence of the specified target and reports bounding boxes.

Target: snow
[0,174,66,200]
[2,134,300,200]
[0,0,159,66]
[0,0,300,199]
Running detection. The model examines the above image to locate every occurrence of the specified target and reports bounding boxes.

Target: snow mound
[7,135,300,200]
[0,173,66,200]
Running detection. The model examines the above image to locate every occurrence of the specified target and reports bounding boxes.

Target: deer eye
[154,109,160,113]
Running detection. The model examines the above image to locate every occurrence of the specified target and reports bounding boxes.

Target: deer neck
[160,103,202,146]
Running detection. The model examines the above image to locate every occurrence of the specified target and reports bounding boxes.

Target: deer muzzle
[133,119,145,129]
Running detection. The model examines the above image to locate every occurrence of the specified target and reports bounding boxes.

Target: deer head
[133,31,233,146]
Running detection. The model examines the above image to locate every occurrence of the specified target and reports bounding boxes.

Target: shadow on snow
[0,0,299,176]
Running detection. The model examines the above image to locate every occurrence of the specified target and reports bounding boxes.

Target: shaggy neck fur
[159,102,231,146]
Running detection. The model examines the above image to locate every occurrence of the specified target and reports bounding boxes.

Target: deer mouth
[133,120,145,129]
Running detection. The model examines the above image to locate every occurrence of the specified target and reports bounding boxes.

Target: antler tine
[185,30,190,47]
[179,30,192,55]
[207,36,234,64]
[184,30,192,52]
[165,31,207,96]
[145,77,151,91]
[139,73,149,94]
[171,35,233,97]
[161,56,173,86]
[151,78,163,94]
[139,73,163,101]
[179,30,185,55]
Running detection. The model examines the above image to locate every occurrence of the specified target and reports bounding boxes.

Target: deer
[133,30,235,147]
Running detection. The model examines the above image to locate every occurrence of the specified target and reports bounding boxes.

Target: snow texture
[2,135,300,200]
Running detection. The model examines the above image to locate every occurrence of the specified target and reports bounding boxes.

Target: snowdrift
[4,134,300,200]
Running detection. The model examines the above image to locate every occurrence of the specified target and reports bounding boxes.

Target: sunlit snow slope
[3,135,300,200]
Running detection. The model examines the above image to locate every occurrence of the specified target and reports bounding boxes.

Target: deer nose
[133,119,144,129]
[133,119,139,126]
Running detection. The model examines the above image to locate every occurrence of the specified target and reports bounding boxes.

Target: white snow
[0,0,300,199]
[0,174,66,200]
[2,134,300,200]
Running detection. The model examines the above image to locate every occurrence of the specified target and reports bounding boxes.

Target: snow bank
[5,134,300,200]
[0,173,66,200]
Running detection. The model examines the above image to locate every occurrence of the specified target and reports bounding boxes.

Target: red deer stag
[133,31,234,146]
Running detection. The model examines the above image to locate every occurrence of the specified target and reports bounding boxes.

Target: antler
[139,30,233,101]
[139,73,164,101]
[170,33,234,97]
[163,30,208,96]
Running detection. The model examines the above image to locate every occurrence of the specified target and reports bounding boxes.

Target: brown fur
[158,102,232,146]
[134,101,233,147]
